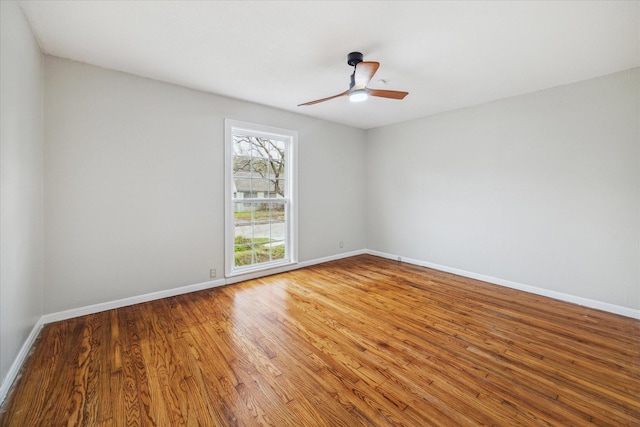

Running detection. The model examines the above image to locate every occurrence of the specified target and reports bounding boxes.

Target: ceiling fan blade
[367,89,409,100]
[298,91,349,106]
[354,61,380,88]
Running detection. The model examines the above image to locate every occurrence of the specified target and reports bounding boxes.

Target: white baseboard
[366,249,640,320]
[41,278,228,324]
[0,317,45,405]
[224,249,367,285]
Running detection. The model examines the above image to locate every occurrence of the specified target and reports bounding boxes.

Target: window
[225,119,297,277]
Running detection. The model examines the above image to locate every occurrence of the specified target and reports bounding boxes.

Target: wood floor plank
[2,254,639,426]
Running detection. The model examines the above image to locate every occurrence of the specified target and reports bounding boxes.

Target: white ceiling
[19,1,640,130]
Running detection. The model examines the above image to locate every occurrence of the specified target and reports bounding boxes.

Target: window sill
[226,260,298,282]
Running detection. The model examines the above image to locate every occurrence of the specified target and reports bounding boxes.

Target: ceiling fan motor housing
[347,51,364,67]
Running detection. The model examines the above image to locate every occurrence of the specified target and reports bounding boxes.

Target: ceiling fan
[298,52,409,106]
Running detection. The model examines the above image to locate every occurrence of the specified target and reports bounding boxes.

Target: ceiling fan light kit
[349,89,368,102]
[298,52,408,106]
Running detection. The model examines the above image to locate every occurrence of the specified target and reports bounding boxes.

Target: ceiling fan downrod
[347,52,363,90]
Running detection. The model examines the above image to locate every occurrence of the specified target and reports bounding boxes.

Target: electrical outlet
[210,269,216,278]
[339,241,344,248]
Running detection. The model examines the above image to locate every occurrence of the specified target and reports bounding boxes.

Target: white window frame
[224,119,298,278]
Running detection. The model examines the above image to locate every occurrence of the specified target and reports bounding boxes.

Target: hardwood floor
[1,254,639,426]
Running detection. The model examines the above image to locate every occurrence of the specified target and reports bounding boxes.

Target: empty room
[1,1,639,425]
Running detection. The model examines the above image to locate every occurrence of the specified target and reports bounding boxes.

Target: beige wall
[0,1,45,386]
[44,56,367,313]
[367,68,640,310]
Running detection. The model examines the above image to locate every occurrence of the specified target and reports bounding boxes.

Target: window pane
[251,179,271,198]
[269,202,286,263]
[235,202,258,267]
[249,138,263,158]
[233,154,251,171]
[271,201,285,223]
[252,202,269,223]
[251,157,268,176]
[233,137,252,156]
[234,238,253,266]
[234,202,252,225]
[270,203,285,242]
[269,179,279,198]
[234,202,253,267]
[270,139,286,154]
[273,179,286,198]
[270,242,285,260]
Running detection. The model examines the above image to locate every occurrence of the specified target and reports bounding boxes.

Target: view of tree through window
[232,135,287,267]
